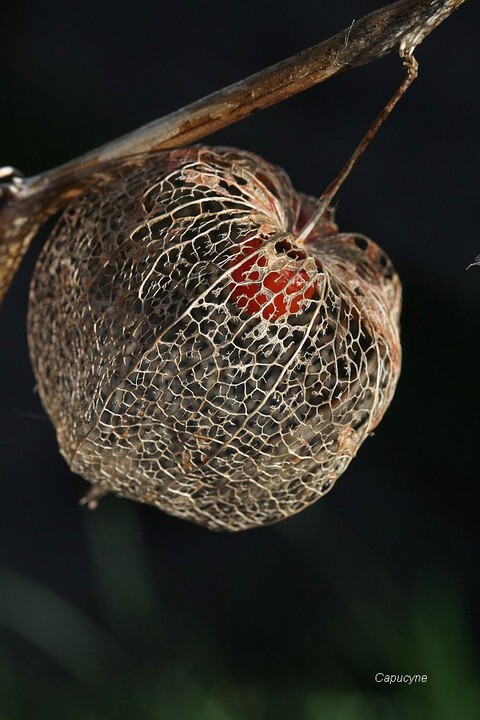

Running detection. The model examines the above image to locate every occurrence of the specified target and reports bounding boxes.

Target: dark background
[0,1,478,718]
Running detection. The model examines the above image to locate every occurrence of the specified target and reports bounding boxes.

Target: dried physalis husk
[28,146,401,531]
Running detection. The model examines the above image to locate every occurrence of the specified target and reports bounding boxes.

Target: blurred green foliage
[0,500,477,720]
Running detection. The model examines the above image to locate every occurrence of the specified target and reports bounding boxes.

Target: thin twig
[295,51,419,244]
[0,0,466,306]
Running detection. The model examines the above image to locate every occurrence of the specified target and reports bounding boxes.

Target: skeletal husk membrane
[28,146,401,531]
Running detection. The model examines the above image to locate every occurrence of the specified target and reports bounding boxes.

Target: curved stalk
[0,0,465,305]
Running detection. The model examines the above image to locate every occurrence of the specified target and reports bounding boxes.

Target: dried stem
[0,0,466,305]
[295,51,419,244]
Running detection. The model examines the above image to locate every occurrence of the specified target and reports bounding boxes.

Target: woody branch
[0,0,466,305]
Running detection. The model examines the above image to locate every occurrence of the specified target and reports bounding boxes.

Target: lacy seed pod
[28,146,401,531]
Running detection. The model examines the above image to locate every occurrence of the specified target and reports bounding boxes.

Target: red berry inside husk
[230,237,316,320]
